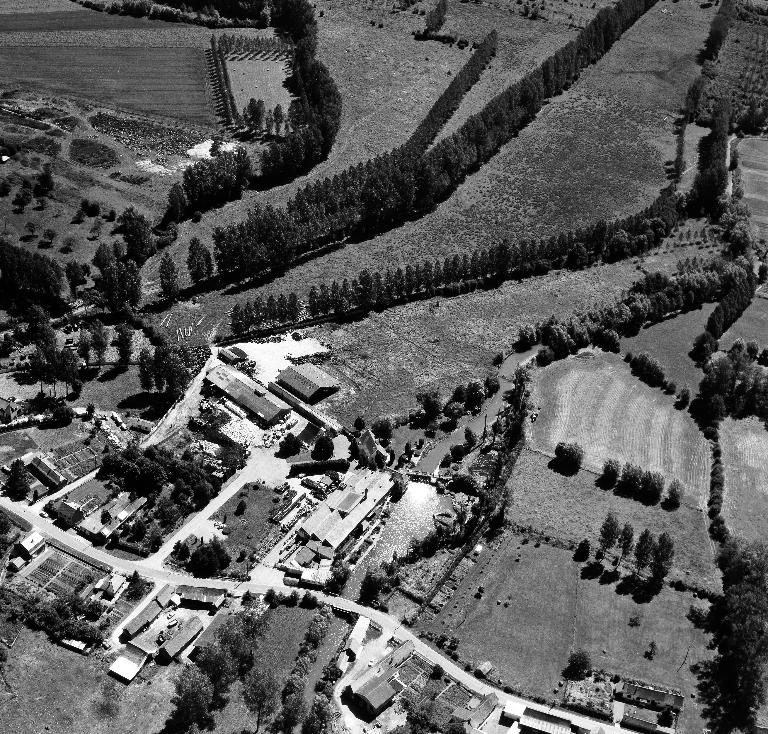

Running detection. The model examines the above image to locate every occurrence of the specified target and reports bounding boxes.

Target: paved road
[0,492,623,733]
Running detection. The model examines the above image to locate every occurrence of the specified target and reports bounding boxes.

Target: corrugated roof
[277,363,338,401]
[518,707,571,734]
[160,616,204,659]
[124,600,162,637]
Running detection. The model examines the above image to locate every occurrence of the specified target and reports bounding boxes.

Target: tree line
[210,35,241,126]
[212,0,660,279]
[227,187,680,336]
[523,257,743,363]
[689,98,731,216]
[601,459,685,508]
[0,239,63,309]
[78,0,270,27]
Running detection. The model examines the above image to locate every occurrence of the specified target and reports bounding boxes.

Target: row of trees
[227,193,679,337]
[213,0,660,279]
[596,512,675,584]
[242,99,292,137]
[601,459,685,508]
[522,258,750,362]
[210,35,240,126]
[137,341,196,398]
[258,0,342,185]
[0,238,63,309]
[689,98,731,216]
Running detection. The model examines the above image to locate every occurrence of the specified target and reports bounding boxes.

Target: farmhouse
[450,693,499,729]
[0,396,24,423]
[176,585,226,611]
[348,640,415,717]
[615,681,684,712]
[55,500,85,527]
[205,363,290,426]
[27,455,67,490]
[359,429,388,467]
[276,363,339,403]
[157,616,204,663]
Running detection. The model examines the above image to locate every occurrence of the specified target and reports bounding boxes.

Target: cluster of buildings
[54,491,147,544]
[110,584,227,682]
[207,349,342,435]
[277,469,393,585]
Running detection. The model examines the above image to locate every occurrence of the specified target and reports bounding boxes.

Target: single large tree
[195,643,236,701]
[90,320,109,365]
[634,529,654,574]
[187,237,214,284]
[138,346,154,391]
[650,532,675,583]
[115,324,134,366]
[159,252,180,302]
[599,511,621,554]
[5,459,31,501]
[242,668,280,731]
[171,665,213,730]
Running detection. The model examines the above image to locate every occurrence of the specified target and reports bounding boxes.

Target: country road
[0,491,624,734]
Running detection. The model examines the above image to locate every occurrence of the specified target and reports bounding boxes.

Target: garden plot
[529,351,711,494]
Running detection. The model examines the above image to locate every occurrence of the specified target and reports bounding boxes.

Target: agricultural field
[508,448,717,587]
[419,531,712,733]
[718,289,768,349]
[736,136,768,243]
[226,55,294,121]
[1,629,177,734]
[720,416,768,543]
[0,47,212,124]
[307,244,713,424]
[529,351,711,491]
[187,0,716,307]
[621,302,716,394]
[697,17,768,124]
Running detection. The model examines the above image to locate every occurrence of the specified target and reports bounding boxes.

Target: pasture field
[2,628,176,734]
[508,448,717,586]
[736,136,768,243]
[529,351,711,492]
[0,47,212,124]
[620,302,716,394]
[435,4,578,142]
[308,245,709,424]
[226,55,293,120]
[698,19,768,125]
[0,0,80,11]
[182,0,715,306]
[418,531,712,733]
[720,417,768,543]
[0,9,166,31]
[718,290,768,349]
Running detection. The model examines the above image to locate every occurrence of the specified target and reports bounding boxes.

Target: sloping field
[737,136,768,242]
[720,416,768,543]
[309,244,710,424]
[0,46,212,124]
[621,302,716,394]
[199,0,714,302]
[420,531,712,732]
[0,9,167,31]
[509,448,717,585]
[529,351,711,492]
[0,0,79,11]
[718,290,768,349]
[435,3,578,142]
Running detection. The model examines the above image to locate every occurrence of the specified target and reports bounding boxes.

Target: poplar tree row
[213,0,660,279]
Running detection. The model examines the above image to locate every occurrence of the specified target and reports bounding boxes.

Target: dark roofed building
[616,682,685,713]
[276,363,339,403]
[622,705,660,732]
[157,616,204,663]
[177,585,226,610]
[27,455,67,490]
[219,346,248,364]
[518,708,572,734]
[123,599,162,639]
[451,693,499,729]
[296,421,322,447]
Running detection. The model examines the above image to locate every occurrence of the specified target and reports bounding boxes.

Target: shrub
[601,458,621,486]
[563,649,591,680]
[666,479,684,509]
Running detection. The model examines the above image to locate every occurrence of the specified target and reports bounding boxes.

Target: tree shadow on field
[547,456,579,477]
[580,561,604,580]
[97,365,124,382]
[599,567,620,585]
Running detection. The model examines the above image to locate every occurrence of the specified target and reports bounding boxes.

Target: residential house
[15,530,45,560]
[615,682,685,713]
[176,585,226,611]
[451,694,499,730]
[622,705,660,733]
[276,363,339,403]
[0,396,24,423]
[358,429,388,467]
[55,500,85,527]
